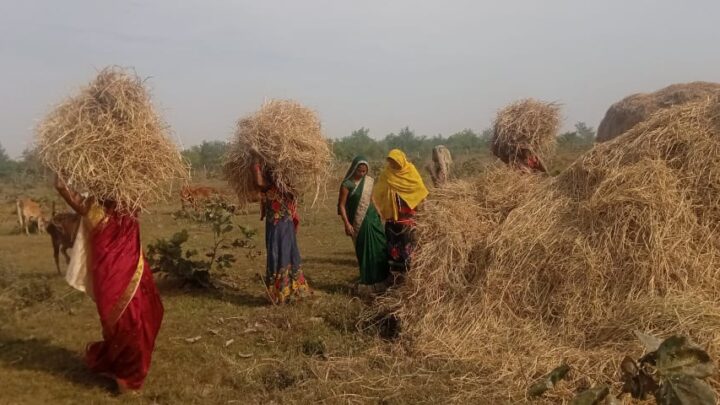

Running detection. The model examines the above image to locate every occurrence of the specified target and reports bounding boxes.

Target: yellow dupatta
[373,149,429,221]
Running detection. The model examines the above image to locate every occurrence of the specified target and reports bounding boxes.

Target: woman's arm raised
[54,174,91,216]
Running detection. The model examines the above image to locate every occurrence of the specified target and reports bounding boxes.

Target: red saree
[85,208,163,390]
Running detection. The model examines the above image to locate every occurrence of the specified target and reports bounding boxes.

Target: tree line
[0,122,595,179]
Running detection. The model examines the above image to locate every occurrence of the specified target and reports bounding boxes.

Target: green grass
[0,183,381,404]
[2,180,451,404]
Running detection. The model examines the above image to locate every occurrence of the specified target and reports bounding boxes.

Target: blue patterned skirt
[265,215,310,303]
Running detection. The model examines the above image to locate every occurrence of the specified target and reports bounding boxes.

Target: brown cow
[16,198,47,235]
[180,185,225,210]
[45,202,82,275]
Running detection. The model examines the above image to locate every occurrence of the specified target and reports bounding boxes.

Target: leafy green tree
[0,142,9,163]
[574,121,595,143]
[557,122,595,147]
[181,140,227,176]
[557,130,580,145]
[446,129,487,154]
[181,148,201,169]
[480,128,493,143]
[331,127,385,160]
[197,141,226,170]
[384,127,426,159]
[331,126,493,163]
[0,142,16,177]
[15,147,46,179]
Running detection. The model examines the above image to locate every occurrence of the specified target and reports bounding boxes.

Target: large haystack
[597,81,720,142]
[491,98,560,164]
[375,97,720,402]
[37,67,189,211]
[223,99,332,206]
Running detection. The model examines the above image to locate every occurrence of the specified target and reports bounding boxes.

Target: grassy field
[0,181,472,405]
[0,149,588,405]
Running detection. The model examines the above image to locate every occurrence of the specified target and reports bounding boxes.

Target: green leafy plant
[570,386,611,405]
[146,229,209,286]
[147,199,257,287]
[529,333,716,405]
[301,337,326,358]
[172,196,237,220]
[527,364,570,398]
[620,334,716,405]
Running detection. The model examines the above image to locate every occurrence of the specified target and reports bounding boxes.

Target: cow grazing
[16,198,47,235]
[180,185,225,210]
[45,202,82,275]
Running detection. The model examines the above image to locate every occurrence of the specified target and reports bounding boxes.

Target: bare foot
[116,379,139,396]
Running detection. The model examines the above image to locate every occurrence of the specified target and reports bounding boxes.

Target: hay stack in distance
[491,98,561,164]
[427,145,453,187]
[36,66,189,212]
[597,81,720,142]
[432,145,453,171]
[223,99,332,206]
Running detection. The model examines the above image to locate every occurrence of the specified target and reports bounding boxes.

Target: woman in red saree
[492,142,547,174]
[55,174,163,392]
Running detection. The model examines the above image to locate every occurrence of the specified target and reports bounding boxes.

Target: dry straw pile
[597,81,720,142]
[223,99,332,206]
[375,97,720,402]
[37,67,189,211]
[491,98,561,164]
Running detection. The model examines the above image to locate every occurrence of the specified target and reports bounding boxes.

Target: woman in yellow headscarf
[373,149,428,272]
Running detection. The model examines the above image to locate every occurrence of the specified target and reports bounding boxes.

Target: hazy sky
[1,0,719,158]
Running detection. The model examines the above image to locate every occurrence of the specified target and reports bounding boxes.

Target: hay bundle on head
[372,96,720,402]
[427,145,453,187]
[597,81,720,142]
[223,99,332,206]
[491,98,561,165]
[36,66,189,212]
[432,145,453,169]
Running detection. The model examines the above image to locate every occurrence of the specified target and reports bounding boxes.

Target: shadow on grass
[207,289,270,308]
[308,279,353,295]
[303,255,357,268]
[158,281,270,308]
[14,271,56,281]
[0,333,115,391]
[329,250,356,256]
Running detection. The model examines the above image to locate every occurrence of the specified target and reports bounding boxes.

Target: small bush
[147,200,257,287]
[301,337,326,357]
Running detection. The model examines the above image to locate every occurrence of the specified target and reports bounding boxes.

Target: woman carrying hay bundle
[426,145,453,187]
[503,146,547,174]
[37,67,188,392]
[54,176,164,392]
[491,98,559,174]
[250,157,312,303]
[491,138,548,174]
[337,156,390,295]
[373,149,429,273]
[224,99,330,304]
